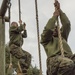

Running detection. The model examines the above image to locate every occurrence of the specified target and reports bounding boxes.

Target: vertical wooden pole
[0,17,5,75]
[0,0,8,17]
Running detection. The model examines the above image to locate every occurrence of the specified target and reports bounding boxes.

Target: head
[53,26,58,37]
[11,22,18,27]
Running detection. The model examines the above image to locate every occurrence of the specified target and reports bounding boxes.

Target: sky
[0,0,75,75]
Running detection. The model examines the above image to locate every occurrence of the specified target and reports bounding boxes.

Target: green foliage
[27,66,40,75]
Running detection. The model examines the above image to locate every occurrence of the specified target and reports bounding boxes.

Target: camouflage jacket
[9,24,27,46]
[41,10,73,58]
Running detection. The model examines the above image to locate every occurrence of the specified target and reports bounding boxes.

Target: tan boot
[17,67,23,75]
[17,72,23,75]
[17,61,23,75]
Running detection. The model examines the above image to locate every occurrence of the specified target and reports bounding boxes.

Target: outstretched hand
[19,20,26,30]
[53,9,60,17]
[19,20,22,25]
[53,0,60,17]
[23,22,26,30]
[54,0,60,10]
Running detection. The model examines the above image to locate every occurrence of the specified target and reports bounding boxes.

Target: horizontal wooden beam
[4,16,9,22]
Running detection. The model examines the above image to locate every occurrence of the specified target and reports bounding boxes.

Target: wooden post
[0,0,9,74]
[0,0,8,17]
[0,17,5,75]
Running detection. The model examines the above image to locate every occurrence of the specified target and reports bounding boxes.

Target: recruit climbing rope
[35,0,42,75]
[8,0,22,74]
[55,0,64,57]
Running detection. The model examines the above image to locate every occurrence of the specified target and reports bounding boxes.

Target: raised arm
[22,30,27,38]
[21,22,27,38]
[18,20,26,32]
[41,16,57,46]
[54,0,71,41]
[60,10,71,41]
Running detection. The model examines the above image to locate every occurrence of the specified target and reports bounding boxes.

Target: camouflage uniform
[41,10,75,75]
[9,23,31,75]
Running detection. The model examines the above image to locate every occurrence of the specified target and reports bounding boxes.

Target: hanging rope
[57,18,64,57]
[55,0,64,57]
[8,0,11,26]
[18,0,23,74]
[18,0,21,21]
[7,0,12,67]
[35,0,42,75]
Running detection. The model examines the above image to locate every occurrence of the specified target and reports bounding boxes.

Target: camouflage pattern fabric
[47,56,74,75]
[9,44,31,74]
[5,44,31,75]
[5,44,18,75]
[9,22,31,75]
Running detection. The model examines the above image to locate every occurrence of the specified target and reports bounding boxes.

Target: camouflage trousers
[9,44,31,75]
[47,55,75,75]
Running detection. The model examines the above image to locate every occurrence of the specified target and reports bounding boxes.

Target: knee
[58,57,75,75]
[64,57,74,66]
[59,57,74,69]
[25,52,31,62]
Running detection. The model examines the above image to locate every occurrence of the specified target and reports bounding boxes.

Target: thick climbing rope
[55,0,64,57]
[57,18,64,57]
[35,0,42,75]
